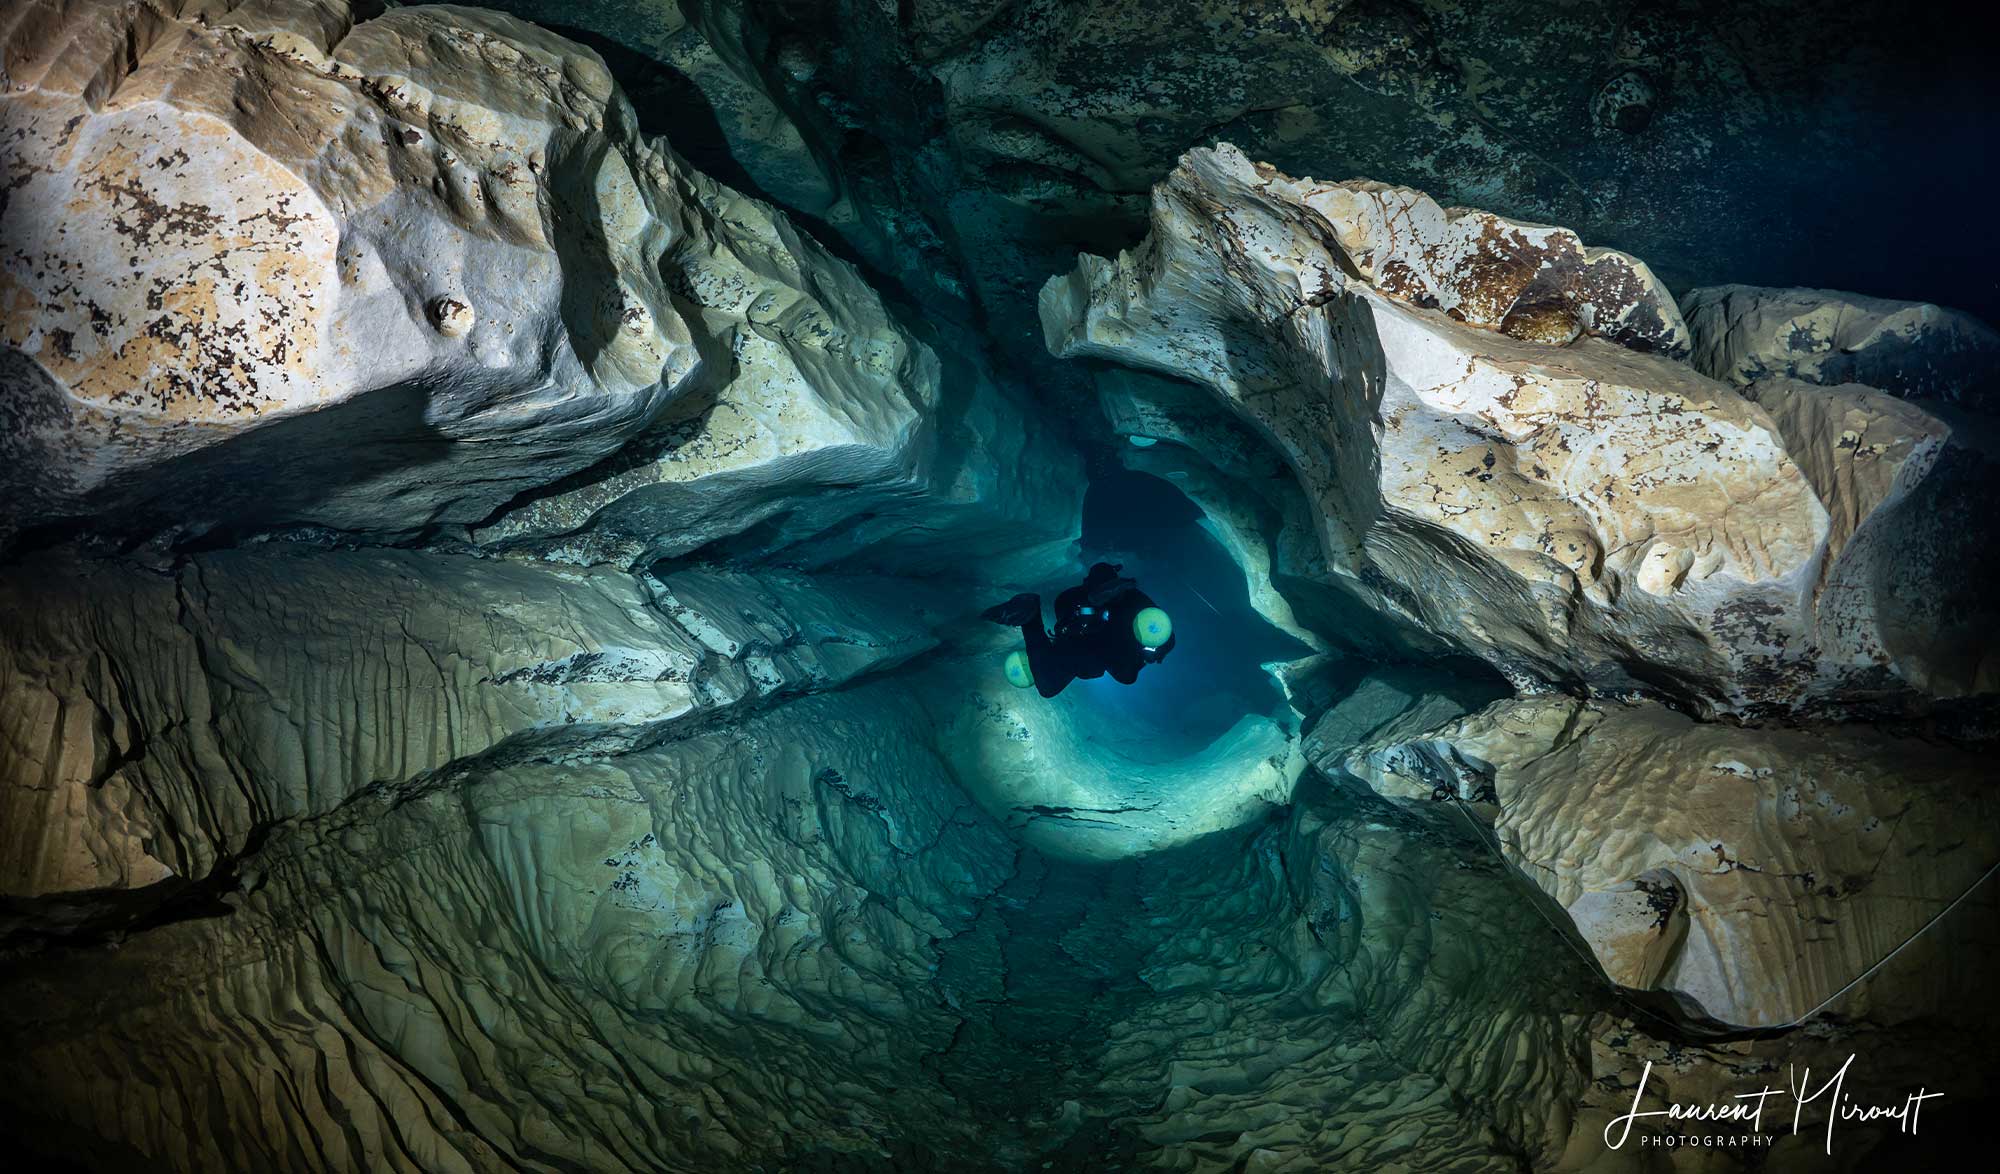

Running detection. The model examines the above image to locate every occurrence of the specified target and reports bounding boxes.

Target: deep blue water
[1062,469,1313,751]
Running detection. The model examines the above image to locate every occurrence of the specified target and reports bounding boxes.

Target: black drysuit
[1009,564,1174,698]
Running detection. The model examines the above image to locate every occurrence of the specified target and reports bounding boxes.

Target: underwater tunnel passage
[926,467,1330,862]
[1,1,1995,1168]
[1057,468,1314,760]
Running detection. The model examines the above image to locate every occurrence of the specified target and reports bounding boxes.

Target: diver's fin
[981,593,1041,626]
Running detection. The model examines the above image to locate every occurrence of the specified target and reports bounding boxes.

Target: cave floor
[924,848,1164,1169]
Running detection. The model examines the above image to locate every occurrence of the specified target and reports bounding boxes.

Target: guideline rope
[1441,792,2000,1039]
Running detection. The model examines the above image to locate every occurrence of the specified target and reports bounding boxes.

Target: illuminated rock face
[1332,695,2000,1028]
[1280,178,1690,357]
[0,7,1084,1165]
[1043,143,2000,1045]
[0,2,1995,1171]
[0,0,1076,569]
[1041,143,1987,719]
[0,0,698,543]
[552,0,2000,463]
[1682,284,2000,406]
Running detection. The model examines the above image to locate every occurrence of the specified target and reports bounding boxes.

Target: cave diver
[983,562,1175,698]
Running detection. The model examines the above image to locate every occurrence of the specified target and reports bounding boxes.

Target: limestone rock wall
[0,677,1021,1171]
[0,0,698,545]
[0,0,1081,578]
[0,691,1632,1173]
[540,0,2000,464]
[1682,284,2000,406]
[1331,695,2000,1028]
[460,134,935,565]
[0,6,1092,1166]
[0,0,1992,1168]
[1042,143,1990,718]
[0,546,942,902]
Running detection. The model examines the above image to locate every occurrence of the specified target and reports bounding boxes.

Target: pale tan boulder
[1041,143,1974,716]
[1338,696,2000,1027]
[0,0,700,544]
[1682,283,2000,405]
[1746,380,1948,565]
[2,0,1078,576]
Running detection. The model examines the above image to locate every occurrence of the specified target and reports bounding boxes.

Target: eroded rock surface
[1043,143,1991,718]
[0,677,1022,1170]
[1683,284,2000,406]
[1,1,1995,1170]
[1742,378,1997,699]
[0,545,941,902]
[0,0,699,545]
[1024,778,1603,1171]
[489,0,2000,458]
[1334,695,2000,1028]
[0,0,1080,576]
[463,145,1079,578]
[1299,178,1690,355]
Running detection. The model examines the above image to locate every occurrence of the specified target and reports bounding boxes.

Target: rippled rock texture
[1330,694,2000,1027]
[2,1,1996,1171]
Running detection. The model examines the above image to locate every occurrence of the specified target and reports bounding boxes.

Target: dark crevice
[0,820,272,961]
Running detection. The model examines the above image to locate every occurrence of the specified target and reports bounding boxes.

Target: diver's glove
[981,593,1041,626]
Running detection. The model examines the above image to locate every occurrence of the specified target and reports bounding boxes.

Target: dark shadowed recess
[1062,469,1311,751]
[1,382,453,561]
